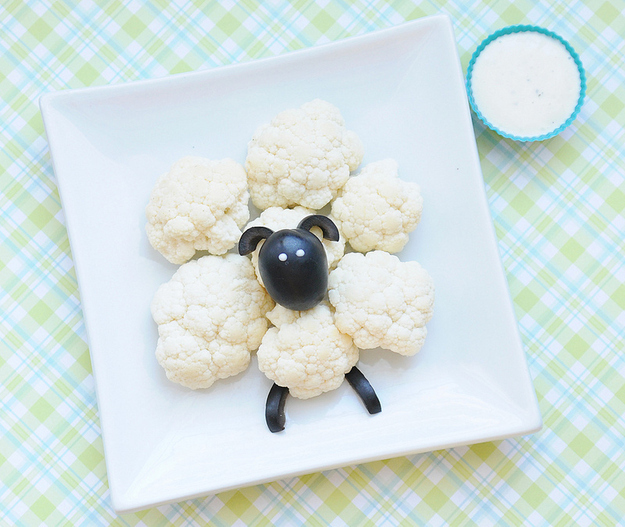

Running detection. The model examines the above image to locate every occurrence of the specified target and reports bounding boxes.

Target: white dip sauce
[470,31,581,138]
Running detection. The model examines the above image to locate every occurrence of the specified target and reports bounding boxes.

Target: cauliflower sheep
[245,99,364,210]
[146,156,250,264]
[151,254,274,389]
[328,251,434,356]
[244,206,345,287]
[147,99,434,433]
[331,159,423,253]
[257,303,359,399]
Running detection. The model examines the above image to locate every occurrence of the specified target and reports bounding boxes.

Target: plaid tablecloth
[1,1,623,525]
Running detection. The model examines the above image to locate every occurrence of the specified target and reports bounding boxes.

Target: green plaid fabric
[1,1,623,525]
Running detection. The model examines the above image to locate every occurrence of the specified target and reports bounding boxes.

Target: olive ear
[238,226,274,255]
[297,215,339,242]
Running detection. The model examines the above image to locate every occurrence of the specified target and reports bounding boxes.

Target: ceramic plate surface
[40,14,541,513]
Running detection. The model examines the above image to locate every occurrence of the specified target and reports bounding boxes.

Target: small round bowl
[466,25,586,142]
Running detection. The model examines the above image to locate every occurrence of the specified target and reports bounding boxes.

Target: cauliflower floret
[244,206,345,287]
[146,156,250,264]
[257,303,359,399]
[246,99,364,210]
[331,159,423,253]
[151,254,274,389]
[265,303,303,328]
[328,251,434,356]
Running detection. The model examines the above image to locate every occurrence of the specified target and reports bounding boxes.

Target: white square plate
[40,14,541,513]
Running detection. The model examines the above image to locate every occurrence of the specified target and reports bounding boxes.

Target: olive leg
[345,367,382,414]
[266,383,289,433]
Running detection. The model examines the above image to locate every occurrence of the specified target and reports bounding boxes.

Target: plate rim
[39,13,542,513]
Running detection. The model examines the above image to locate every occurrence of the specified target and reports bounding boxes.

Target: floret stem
[266,383,289,433]
[345,367,382,414]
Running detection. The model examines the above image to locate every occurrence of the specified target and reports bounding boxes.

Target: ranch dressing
[470,31,581,138]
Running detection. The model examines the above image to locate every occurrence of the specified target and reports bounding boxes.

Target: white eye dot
[296,249,305,257]
[278,253,288,262]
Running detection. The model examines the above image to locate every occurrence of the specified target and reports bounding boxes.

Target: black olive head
[238,215,340,311]
[258,229,327,311]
